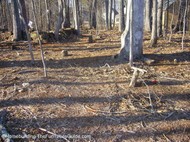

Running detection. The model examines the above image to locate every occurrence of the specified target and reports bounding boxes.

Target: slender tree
[157,0,163,37]
[119,0,125,32]
[31,0,47,77]
[54,0,64,40]
[73,0,80,34]
[105,0,109,30]
[150,0,157,47]
[144,0,152,32]
[45,0,50,31]
[108,0,113,30]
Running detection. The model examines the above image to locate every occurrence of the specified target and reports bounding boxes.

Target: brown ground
[0,30,190,142]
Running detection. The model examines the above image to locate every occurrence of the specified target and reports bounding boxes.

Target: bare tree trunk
[150,0,157,47]
[105,0,109,30]
[119,0,125,32]
[17,0,34,64]
[144,0,152,32]
[113,0,116,28]
[54,0,64,40]
[169,3,175,42]
[182,0,188,50]
[5,0,13,32]
[108,0,113,30]
[119,0,144,60]
[129,0,134,66]
[63,0,70,28]
[157,0,163,37]
[11,0,22,41]
[73,0,80,34]
[45,0,50,31]
[31,0,47,77]
[90,0,97,29]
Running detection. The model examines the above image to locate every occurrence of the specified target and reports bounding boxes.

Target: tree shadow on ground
[144,51,190,63]
[1,92,189,141]
[0,55,126,68]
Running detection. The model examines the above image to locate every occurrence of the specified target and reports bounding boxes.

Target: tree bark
[119,0,125,32]
[108,0,113,30]
[45,0,50,31]
[105,0,109,30]
[144,0,152,32]
[150,0,157,47]
[31,0,47,77]
[63,0,70,28]
[73,0,80,34]
[17,0,34,64]
[157,0,163,37]
[119,0,144,60]
[11,0,22,41]
[54,0,64,40]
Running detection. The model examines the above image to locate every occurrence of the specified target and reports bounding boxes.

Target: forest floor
[0,30,190,142]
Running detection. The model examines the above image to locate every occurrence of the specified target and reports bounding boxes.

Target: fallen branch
[0,110,13,142]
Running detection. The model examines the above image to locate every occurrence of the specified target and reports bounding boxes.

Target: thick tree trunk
[150,0,157,47]
[119,0,125,32]
[119,0,144,60]
[157,0,163,37]
[144,0,152,32]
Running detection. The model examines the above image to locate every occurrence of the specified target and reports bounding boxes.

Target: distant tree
[157,0,163,37]
[105,0,109,30]
[11,0,22,41]
[150,0,157,47]
[89,0,97,29]
[173,0,186,32]
[63,0,70,28]
[73,0,80,34]
[54,0,65,40]
[144,0,152,32]
[108,0,113,30]
[119,0,125,32]
[45,0,50,31]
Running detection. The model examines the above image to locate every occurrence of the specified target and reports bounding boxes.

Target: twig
[163,134,172,142]
[140,77,155,113]
[164,112,175,120]
[84,105,128,115]
[0,75,7,81]
[39,128,70,142]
